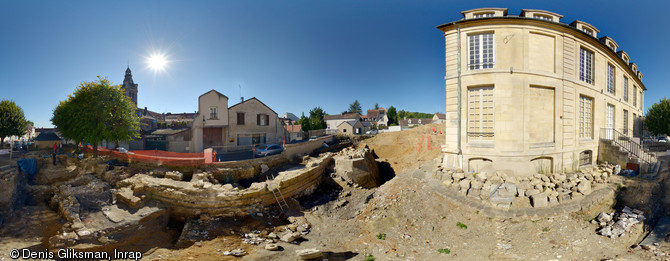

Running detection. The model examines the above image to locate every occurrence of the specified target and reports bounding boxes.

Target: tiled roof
[34,131,61,141]
[434,113,446,120]
[284,125,303,133]
[324,113,360,120]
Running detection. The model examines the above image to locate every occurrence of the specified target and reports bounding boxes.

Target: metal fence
[599,128,652,164]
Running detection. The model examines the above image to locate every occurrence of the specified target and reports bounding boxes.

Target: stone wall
[598,140,629,167]
[284,135,334,159]
[0,165,22,219]
[117,153,334,219]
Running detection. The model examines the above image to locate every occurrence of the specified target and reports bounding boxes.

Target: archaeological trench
[0,137,666,258]
[0,140,387,253]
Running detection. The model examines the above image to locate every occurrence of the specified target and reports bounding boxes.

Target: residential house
[228,97,284,147]
[437,8,647,175]
[150,128,191,152]
[363,108,388,127]
[399,118,433,128]
[432,113,446,124]
[324,113,360,133]
[284,124,304,143]
[34,131,61,150]
[280,113,299,126]
[337,120,365,135]
[191,90,230,153]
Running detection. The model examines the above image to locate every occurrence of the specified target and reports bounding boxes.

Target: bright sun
[147,51,168,72]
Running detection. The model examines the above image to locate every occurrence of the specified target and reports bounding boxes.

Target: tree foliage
[348,100,362,114]
[374,103,379,110]
[386,106,397,126]
[308,107,327,130]
[0,99,27,143]
[645,98,670,136]
[51,76,140,156]
[298,112,311,132]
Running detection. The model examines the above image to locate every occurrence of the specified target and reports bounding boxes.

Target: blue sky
[1,0,669,128]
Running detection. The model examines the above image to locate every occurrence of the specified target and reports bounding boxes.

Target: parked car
[254,144,283,157]
[366,129,378,135]
[12,141,22,151]
[658,137,669,143]
[309,136,319,141]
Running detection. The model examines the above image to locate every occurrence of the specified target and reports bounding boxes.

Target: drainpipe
[456,22,463,169]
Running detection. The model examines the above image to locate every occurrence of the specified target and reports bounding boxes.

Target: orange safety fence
[83,145,206,166]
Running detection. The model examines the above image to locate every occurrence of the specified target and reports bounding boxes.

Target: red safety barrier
[83,146,205,166]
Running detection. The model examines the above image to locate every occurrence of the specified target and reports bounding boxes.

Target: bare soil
[2,124,670,261]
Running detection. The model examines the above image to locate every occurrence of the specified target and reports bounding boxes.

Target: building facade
[227,97,284,147]
[121,67,138,108]
[437,8,646,176]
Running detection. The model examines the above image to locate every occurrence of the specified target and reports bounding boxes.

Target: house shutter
[265,115,270,126]
[257,114,260,125]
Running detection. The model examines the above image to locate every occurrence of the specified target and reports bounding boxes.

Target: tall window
[623,77,629,102]
[639,91,643,110]
[468,86,494,141]
[473,13,493,18]
[257,114,269,126]
[237,112,245,125]
[209,107,217,119]
[633,86,637,107]
[579,95,593,138]
[534,14,552,21]
[468,33,494,70]
[607,64,615,94]
[580,48,594,84]
[623,109,629,135]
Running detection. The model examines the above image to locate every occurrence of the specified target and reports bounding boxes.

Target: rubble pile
[435,163,618,208]
[331,147,380,189]
[597,206,646,238]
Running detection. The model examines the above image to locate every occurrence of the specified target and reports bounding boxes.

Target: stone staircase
[599,128,659,175]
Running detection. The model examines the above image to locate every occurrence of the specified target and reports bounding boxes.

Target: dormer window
[534,14,552,21]
[571,20,599,38]
[474,12,494,18]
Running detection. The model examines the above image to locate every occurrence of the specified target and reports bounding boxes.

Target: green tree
[348,100,362,114]
[298,112,311,132]
[308,107,327,130]
[397,110,407,121]
[374,103,379,110]
[645,98,670,136]
[0,99,27,143]
[51,76,140,156]
[387,106,397,126]
[26,120,34,127]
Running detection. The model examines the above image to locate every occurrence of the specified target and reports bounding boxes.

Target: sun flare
[146,51,168,72]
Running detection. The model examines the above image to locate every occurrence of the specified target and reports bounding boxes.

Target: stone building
[190,91,284,152]
[121,67,138,108]
[437,8,647,175]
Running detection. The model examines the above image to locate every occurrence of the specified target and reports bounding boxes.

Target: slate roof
[34,131,61,141]
[324,113,360,121]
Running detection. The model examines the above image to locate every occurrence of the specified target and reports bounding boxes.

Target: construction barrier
[84,146,206,166]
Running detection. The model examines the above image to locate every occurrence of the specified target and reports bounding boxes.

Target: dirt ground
[2,124,670,260]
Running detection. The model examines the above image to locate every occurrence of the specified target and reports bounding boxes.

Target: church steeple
[121,67,138,108]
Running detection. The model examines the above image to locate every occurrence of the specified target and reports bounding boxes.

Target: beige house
[437,8,646,176]
[190,91,284,152]
[337,120,365,135]
[191,90,230,153]
[227,97,284,147]
[324,113,360,133]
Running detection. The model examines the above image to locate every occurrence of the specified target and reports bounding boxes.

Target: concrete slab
[640,216,670,246]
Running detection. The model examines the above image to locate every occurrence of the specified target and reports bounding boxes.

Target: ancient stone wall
[117,153,334,219]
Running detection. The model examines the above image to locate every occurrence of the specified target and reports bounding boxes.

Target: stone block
[530,192,548,208]
[165,171,183,181]
[577,181,592,195]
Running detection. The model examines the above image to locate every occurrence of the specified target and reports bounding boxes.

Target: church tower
[121,67,138,107]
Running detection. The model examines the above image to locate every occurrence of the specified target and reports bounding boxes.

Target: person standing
[52,143,57,165]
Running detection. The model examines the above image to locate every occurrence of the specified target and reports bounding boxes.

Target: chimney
[241,97,244,103]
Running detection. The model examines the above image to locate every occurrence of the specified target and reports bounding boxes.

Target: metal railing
[599,128,652,164]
